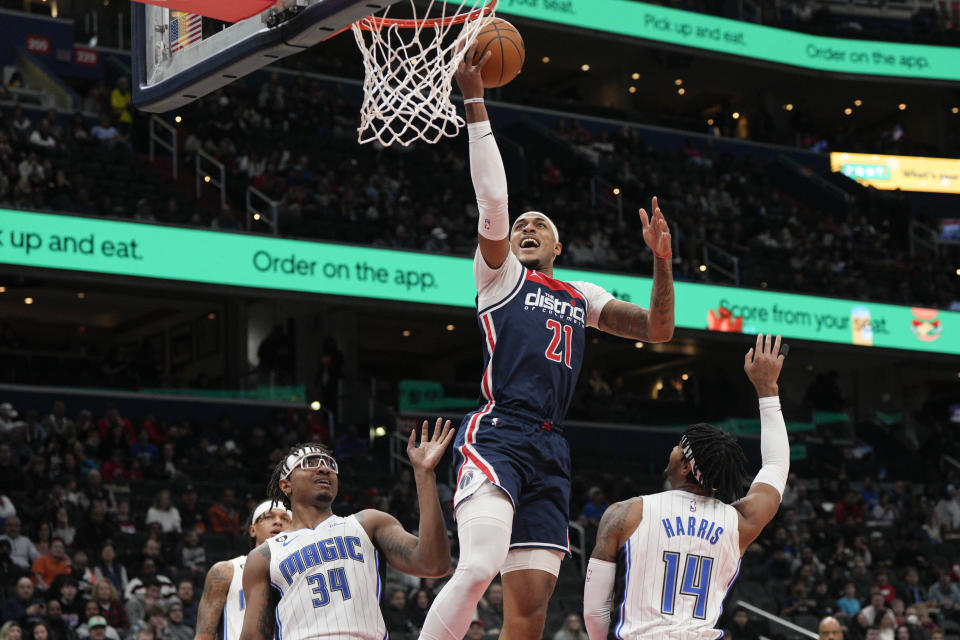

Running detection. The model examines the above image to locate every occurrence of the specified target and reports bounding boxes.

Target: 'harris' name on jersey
[523,287,586,325]
[277,535,364,585]
[661,516,725,545]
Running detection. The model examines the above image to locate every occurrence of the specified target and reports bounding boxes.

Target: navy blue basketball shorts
[453,404,571,555]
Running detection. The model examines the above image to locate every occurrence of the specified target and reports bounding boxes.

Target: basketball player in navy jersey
[194,501,291,640]
[238,419,454,640]
[418,47,675,640]
[583,334,790,640]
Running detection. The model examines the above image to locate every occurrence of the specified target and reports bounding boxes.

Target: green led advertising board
[0,209,956,354]
[495,0,960,82]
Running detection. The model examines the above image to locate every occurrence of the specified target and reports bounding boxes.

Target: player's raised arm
[734,334,790,555]
[359,418,454,578]
[193,561,233,640]
[238,545,277,640]
[454,43,510,271]
[597,197,675,343]
[583,498,643,640]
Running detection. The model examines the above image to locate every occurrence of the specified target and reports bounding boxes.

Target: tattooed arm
[239,544,278,640]
[590,498,643,563]
[194,561,233,640]
[598,197,675,343]
[597,255,674,343]
[584,498,643,640]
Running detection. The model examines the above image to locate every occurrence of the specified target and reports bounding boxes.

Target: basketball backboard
[131,0,404,113]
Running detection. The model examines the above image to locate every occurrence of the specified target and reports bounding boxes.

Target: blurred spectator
[837,582,862,619]
[552,613,588,640]
[381,590,414,640]
[725,608,761,640]
[859,592,895,633]
[818,616,843,640]
[476,583,503,636]
[177,487,206,532]
[927,573,960,610]
[92,581,129,634]
[179,530,205,578]
[162,602,191,640]
[169,580,197,629]
[577,487,607,527]
[28,622,52,640]
[145,491,181,534]
[78,615,119,640]
[206,489,241,536]
[109,78,133,128]
[31,538,71,590]
[3,577,45,626]
[465,620,485,640]
[93,543,128,594]
[125,559,174,601]
[89,116,126,152]
[0,623,21,640]
[127,604,169,640]
[2,517,40,569]
[53,576,84,628]
[1,538,31,590]
[28,122,56,150]
[131,431,159,470]
[900,568,927,606]
[935,486,960,532]
[70,550,97,595]
[405,588,431,632]
[51,508,75,548]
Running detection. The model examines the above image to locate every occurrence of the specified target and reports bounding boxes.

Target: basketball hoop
[350,0,497,147]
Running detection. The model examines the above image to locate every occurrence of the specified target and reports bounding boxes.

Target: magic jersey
[267,515,384,640]
[613,490,741,640]
[223,556,246,640]
[474,249,613,425]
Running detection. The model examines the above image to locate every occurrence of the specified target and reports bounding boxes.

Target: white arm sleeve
[469,121,509,240]
[584,558,616,640]
[568,281,615,328]
[751,396,790,498]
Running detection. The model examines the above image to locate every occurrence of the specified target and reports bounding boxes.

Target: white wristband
[463,98,484,104]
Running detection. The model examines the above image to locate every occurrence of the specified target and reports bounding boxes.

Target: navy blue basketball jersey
[473,249,613,425]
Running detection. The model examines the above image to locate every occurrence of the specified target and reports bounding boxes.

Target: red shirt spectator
[97,403,135,442]
[834,492,863,524]
[207,489,241,535]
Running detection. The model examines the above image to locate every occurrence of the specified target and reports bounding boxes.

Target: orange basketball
[472,18,525,88]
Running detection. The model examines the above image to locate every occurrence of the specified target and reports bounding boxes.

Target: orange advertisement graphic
[707,306,744,333]
[911,308,942,342]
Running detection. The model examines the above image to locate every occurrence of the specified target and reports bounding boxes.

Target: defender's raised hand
[407,418,455,471]
[640,196,672,258]
[744,333,784,398]
[454,42,492,100]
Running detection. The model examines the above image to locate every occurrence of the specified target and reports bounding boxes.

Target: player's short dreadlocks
[267,441,334,510]
[681,423,748,504]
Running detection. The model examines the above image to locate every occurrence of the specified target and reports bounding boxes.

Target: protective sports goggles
[281,447,338,479]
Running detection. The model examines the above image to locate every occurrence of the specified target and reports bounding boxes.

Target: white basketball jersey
[267,514,384,640]
[614,490,742,640]
[223,555,247,640]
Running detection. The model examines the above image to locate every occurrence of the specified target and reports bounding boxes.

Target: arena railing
[149,115,178,180]
[246,185,279,234]
[702,242,741,286]
[195,148,226,209]
[734,601,818,640]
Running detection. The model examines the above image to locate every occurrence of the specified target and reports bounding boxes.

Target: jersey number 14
[661,551,714,619]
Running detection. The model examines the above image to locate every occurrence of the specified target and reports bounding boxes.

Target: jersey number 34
[661,551,713,619]
[307,568,352,607]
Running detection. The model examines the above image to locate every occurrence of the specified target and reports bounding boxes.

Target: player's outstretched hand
[744,333,784,398]
[454,41,491,100]
[407,418,455,472]
[639,196,671,258]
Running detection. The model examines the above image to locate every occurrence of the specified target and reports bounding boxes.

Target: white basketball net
[351,0,496,147]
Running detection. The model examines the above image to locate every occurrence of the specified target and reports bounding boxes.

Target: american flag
[169,11,202,53]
